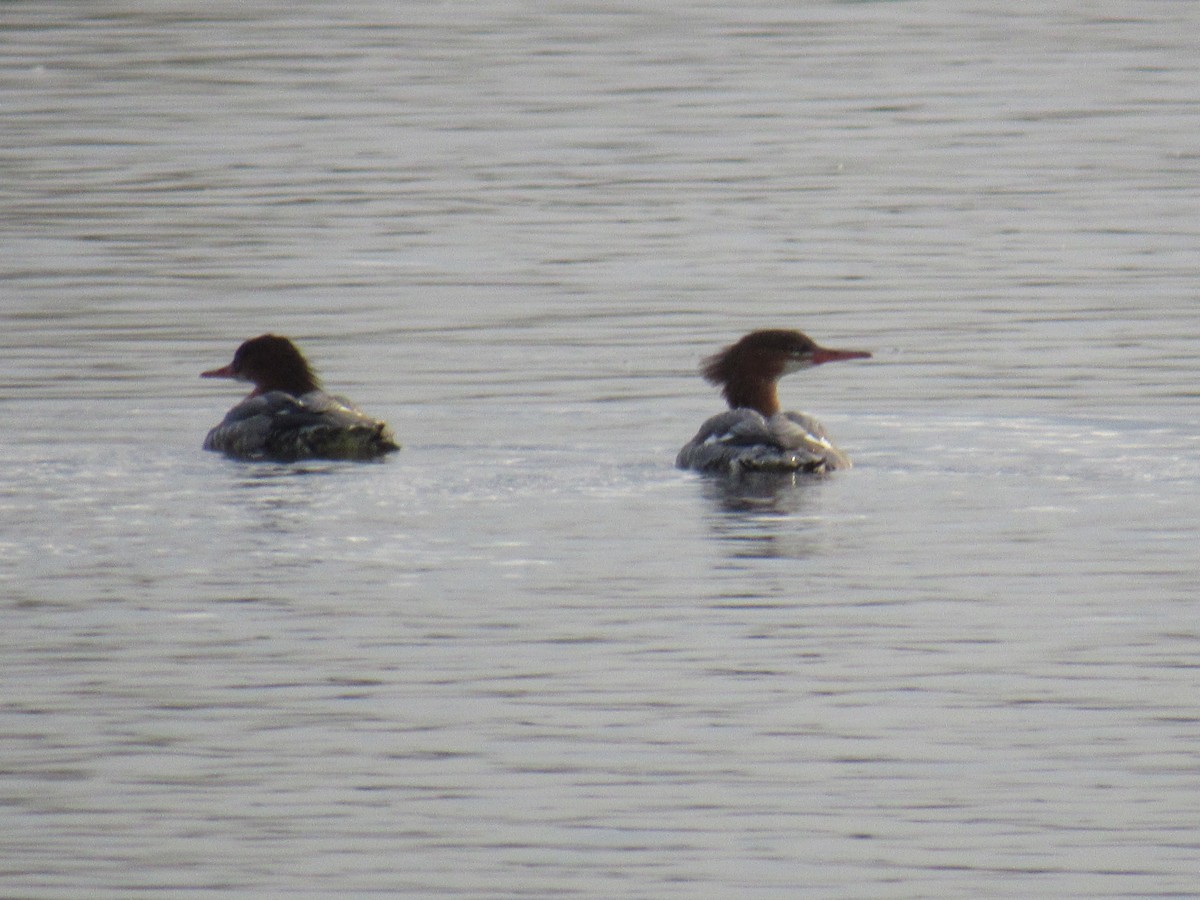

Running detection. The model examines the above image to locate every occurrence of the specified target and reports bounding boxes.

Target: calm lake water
[2,1,1199,896]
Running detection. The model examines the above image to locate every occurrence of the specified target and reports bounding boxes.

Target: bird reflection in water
[700,472,827,561]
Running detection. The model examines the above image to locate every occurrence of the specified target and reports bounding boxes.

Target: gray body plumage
[204,390,399,462]
[676,408,851,475]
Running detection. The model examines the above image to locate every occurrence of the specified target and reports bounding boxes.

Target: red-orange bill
[811,347,872,366]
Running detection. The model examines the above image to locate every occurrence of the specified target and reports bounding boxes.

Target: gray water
[2,2,1199,896]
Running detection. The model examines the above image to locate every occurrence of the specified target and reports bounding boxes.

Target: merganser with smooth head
[676,329,870,474]
[201,334,399,462]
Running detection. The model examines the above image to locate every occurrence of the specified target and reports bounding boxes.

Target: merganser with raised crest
[676,330,870,474]
[201,334,399,462]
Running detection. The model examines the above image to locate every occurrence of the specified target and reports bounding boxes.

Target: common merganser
[201,334,399,462]
[676,329,870,474]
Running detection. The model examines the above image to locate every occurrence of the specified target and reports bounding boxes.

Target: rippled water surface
[3,2,1199,896]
